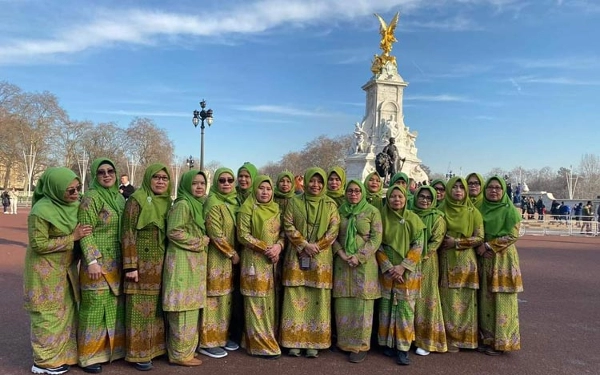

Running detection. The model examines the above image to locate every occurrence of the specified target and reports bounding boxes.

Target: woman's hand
[442,235,455,249]
[231,253,240,265]
[265,244,282,263]
[125,270,139,282]
[73,224,93,241]
[87,263,105,280]
[347,255,360,268]
[304,243,319,257]
[388,265,406,283]
[476,244,487,256]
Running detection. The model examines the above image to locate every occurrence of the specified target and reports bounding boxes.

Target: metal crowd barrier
[519,214,599,236]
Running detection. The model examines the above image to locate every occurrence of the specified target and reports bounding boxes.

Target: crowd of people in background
[23,162,526,374]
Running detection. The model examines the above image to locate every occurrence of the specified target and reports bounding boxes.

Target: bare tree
[125,117,174,169]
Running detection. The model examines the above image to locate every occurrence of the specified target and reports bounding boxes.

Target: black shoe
[383,347,397,357]
[82,364,102,373]
[133,361,153,371]
[397,351,410,365]
[349,351,368,363]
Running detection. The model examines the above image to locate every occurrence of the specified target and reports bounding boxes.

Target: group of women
[24,161,523,375]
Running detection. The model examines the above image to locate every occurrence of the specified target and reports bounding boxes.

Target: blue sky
[1,0,599,176]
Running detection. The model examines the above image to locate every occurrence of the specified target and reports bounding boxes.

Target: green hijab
[338,179,369,255]
[176,169,207,232]
[274,170,295,200]
[238,175,280,240]
[129,163,172,230]
[236,162,258,203]
[412,185,444,254]
[381,185,425,258]
[390,172,409,187]
[204,167,239,223]
[326,166,347,203]
[32,167,59,207]
[431,178,446,207]
[439,176,476,238]
[30,167,80,234]
[480,176,521,238]
[89,158,125,217]
[363,171,384,209]
[467,172,485,210]
[301,167,332,240]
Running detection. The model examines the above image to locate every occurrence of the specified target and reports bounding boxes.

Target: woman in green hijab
[363,171,384,212]
[198,168,240,359]
[389,172,414,209]
[24,167,92,375]
[280,167,340,358]
[476,176,523,356]
[163,170,210,367]
[122,163,172,371]
[466,172,485,210]
[333,179,382,363]
[236,162,257,204]
[438,176,484,353]
[77,158,126,373]
[237,175,285,358]
[326,166,346,207]
[412,185,448,356]
[376,185,425,366]
[430,179,446,207]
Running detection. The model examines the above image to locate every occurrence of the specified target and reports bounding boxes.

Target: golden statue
[371,12,400,75]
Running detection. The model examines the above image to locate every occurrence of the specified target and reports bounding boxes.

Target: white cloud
[232,104,339,117]
[516,76,600,85]
[91,109,189,117]
[405,94,474,102]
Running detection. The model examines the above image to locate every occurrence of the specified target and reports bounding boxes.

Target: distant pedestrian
[581,201,593,234]
[536,197,545,221]
[118,174,135,200]
[10,188,18,214]
[2,190,10,213]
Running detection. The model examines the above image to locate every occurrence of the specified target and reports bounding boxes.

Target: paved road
[1,210,599,374]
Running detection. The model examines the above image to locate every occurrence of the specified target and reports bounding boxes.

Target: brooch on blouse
[147,196,152,204]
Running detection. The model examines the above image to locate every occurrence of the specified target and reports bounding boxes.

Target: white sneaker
[415,347,430,356]
[31,364,70,374]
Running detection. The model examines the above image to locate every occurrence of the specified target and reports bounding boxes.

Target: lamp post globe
[192,99,214,171]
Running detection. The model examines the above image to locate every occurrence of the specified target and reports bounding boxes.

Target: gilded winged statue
[371,12,400,75]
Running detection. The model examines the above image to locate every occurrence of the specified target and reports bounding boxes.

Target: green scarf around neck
[326,166,346,201]
[467,172,485,210]
[30,167,80,234]
[238,175,280,240]
[338,179,369,255]
[204,167,239,223]
[381,185,425,258]
[301,167,332,241]
[176,169,207,232]
[236,162,257,203]
[439,176,476,238]
[480,176,521,238]
[274,170,295,200]
[129,163,172,230]
[89,158,125,218]
[412,185,444,255]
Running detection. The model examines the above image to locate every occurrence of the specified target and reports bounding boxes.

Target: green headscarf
[338,179,369,255]
[480,176,521,238]
[30,167,80,234]
[301,167,333,240]
[129,163,172,230]
[439,176,476,238]
[32,167,59,207]
[175,169,207,232]
[412,185,444,255]
[236,162,258,203]
[89,158,125,218]
[274,170,295,200]
[363,171,384,211]
[431,178,446,207]
[390,172,409,187]
[326,166,347,202]
[238,175,280,239]
[204,167,239,223]
[467,172,485,210]
[381,185,425,257]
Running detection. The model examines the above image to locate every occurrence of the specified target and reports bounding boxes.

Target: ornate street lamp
[186,155,194,170]
[192,99,214,171]
[445,170,455,180]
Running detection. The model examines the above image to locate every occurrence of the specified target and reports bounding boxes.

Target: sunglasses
[219,177,235,184]
[66,185,82,195]
[96,169,115,176]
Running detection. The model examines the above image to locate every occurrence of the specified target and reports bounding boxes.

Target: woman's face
[150,170,170,195]
[433,182,445,202]
[217,172,235,194]
[278,176,292,193]
[256,181,273,203]
[415,189,433,209]
[345,182,362,205]
[237,169,252,190]
[96,163,116,189]
[485,179,503,202]
[467,175,481,197]
[191,174,206,198]
[388,189,406,210]
[63,179,81,203]
[327,172,342,191]
[394,179,407,188]
[308,174,324,195]
[450,181,466,201]
[367,174,381,193]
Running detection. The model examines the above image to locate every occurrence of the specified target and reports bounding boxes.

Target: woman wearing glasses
[281,167,340,358]
[162,170,210,366]
[77,159,126,373]
[25,167,92,375]
[430,179,446,207]
[376,185,425,366]
[412,186,447,356]
[438,176,484,353]
[198,168,240,358]
[122,164,172,371]
[333,179,382,363]
[466,173,485,210]
[476,176,523,356]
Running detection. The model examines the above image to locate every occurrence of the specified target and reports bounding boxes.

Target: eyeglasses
[152,175,169,182]
[219,177,235,184]
[96,169,115,176]
[486,186,503,191]
[346,189,361,195]
[467,181,481,187]
[434,187,445,192]
[66,185,82,195]
[417,195,433,202]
